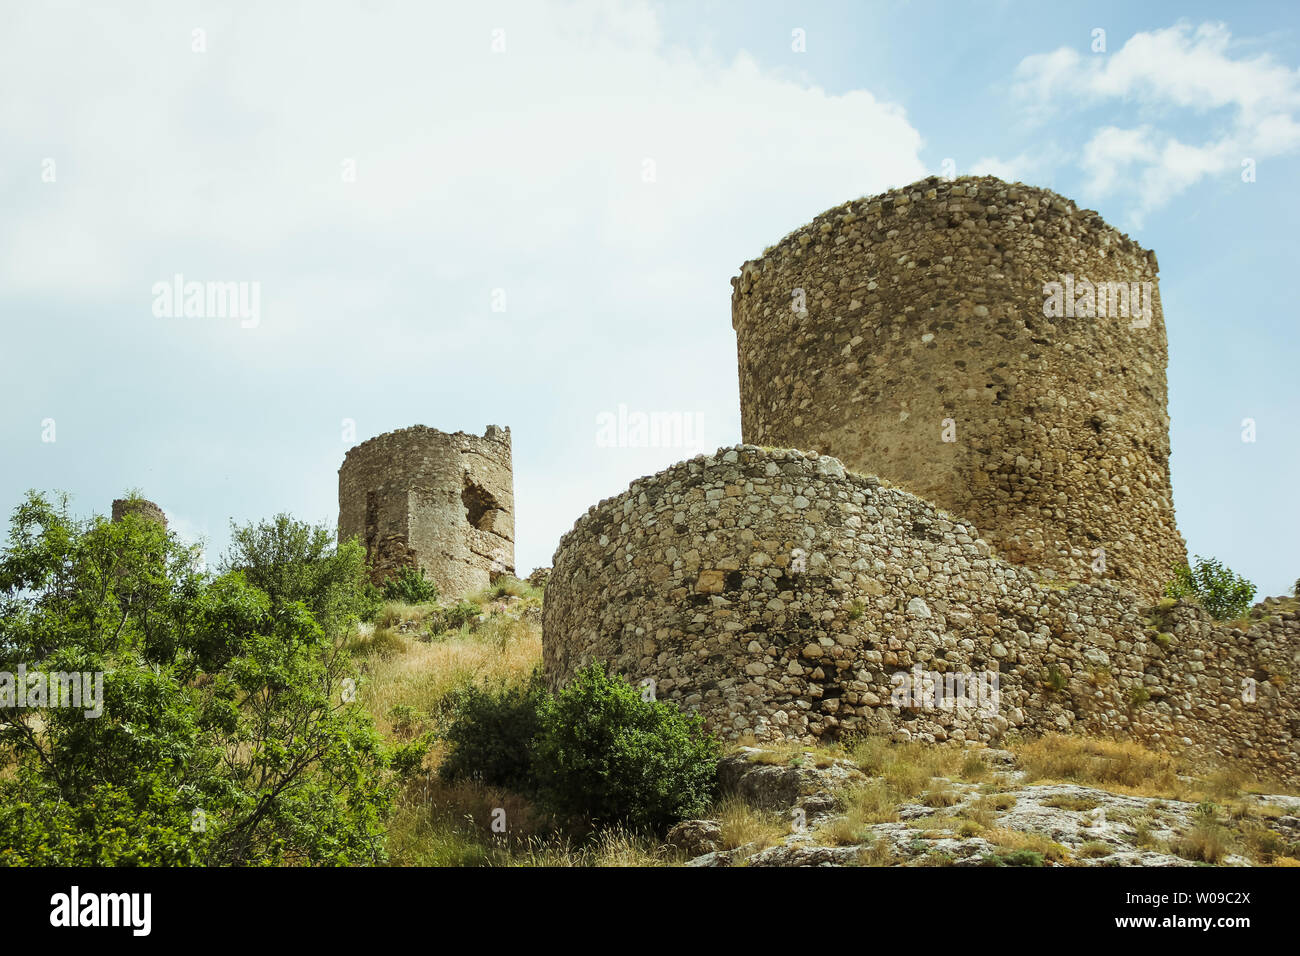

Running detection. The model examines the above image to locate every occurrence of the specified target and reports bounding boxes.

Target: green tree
[1164,555,1257,621]
[0,493,398,866]
[223,514,378,635]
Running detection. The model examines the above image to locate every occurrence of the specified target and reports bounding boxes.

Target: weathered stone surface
[338,424,514,598]
[683,747,1299,867]
[664,819,722,857]
[731,176,1186,600]
[717,748,866,815]
[111,498,167,529]
[543,444,1300,784]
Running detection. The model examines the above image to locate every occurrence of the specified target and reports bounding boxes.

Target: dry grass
[356,606,541,741]
[856,837,898,866]
[714,796,789,854]
[385,774,667,867]
[1173,820,1234,864]
[376,600,438,629]
[471,575,543,604]
[848,736,968,798]
[821,780,899,845]
[1041,794,1101,812]
[921,781,962,808]
[1015,734,1296,805]
[1015,734,1181,795]
[961,792,1016,831]
[743,742,841,769]
[986,827,1070,863]
[1131,816,1161,850]
[1077,841,1114,859]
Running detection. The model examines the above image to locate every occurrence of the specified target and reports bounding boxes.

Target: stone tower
[338,425,515,598]
[731,175,1185,598]
[111,498,167,529]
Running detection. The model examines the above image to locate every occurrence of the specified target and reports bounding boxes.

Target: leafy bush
[0,493,397,865]
[533,663,719,832]
[382,565,439,604]
[428,600,481,636]
[224,514,377,638]
[1164,555,1256,621]
[438,672,547,793]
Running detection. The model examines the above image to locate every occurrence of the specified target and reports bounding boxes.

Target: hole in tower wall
[461,477,501,531]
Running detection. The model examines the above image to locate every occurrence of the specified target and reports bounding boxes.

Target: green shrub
[429,599,481,636]
[533,663,719,832]
[485,576,538,600]
[0,493,395,866]
[382,565,439,604]
[1164,556,1256,621]
[438,673,548,793]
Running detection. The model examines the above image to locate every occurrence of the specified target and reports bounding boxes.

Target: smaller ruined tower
[111,497,168,529]
[338,425,515,598]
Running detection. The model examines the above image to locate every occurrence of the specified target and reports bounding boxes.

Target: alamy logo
[595,404,706,450]
[890,665,1000,717]
[50,886,151,936]
[152,273,261,328]
[1042,274,1152,329]
[0,665,103,718]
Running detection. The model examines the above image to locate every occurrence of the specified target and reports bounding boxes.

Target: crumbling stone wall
[338,425,514,598]
[543,446,1299,783]
[111,498,167,529]
[731,176,1186,599]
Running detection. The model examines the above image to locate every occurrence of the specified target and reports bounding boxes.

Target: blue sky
[2,0,1297,597]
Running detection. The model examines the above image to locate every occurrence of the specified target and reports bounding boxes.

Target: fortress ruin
[731,176,1186,599]
[543,176,1300,783]
[338,424,514,598]
[543,446,1298,780]
[111,497,167,529]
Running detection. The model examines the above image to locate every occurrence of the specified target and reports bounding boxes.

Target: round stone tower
[111,497,167,529]
[338,424,514,598]
[731,175,1185,598]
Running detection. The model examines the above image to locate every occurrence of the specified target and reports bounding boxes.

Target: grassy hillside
[356,579,1300,867]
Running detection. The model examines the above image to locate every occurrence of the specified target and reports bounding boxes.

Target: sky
[1,0,1297,597]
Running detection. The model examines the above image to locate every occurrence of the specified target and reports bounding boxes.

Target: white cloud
[1012,21,1300,223]
[0,0,927,575]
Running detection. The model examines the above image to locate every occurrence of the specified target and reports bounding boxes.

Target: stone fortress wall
[731,176,1186,600]
[338,424,514,598]
[543,175,1298,782]
[543,446,1299,782]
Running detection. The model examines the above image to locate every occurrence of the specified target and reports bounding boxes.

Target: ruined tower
[338,425,514,598]
[111,497,168,529]
[731,175,1186,598]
